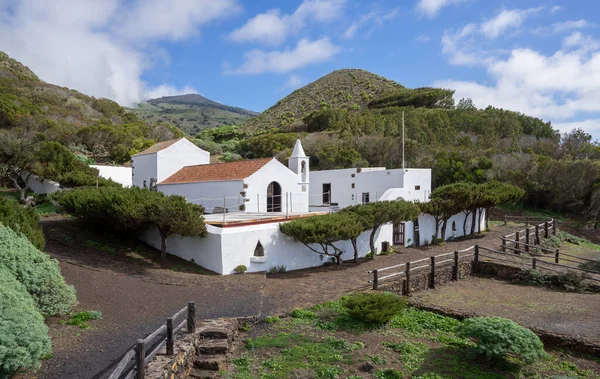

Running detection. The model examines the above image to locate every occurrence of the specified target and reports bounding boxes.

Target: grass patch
[63,311,102,329]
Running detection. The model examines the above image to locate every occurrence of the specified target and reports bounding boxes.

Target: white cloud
[144,84,197,100]
[480,7,543,39]
[229,0,345,46]
[532,19,593,35]
[416,0,465,18]
[416,35,431,42]
[343,8,398,39]
[0,0,238,106]
[285,75,305,89]
[234,37,340,75]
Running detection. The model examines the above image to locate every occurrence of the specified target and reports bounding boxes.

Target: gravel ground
[21,219,533,379]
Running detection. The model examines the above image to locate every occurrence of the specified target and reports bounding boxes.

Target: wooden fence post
[474,245,480,273]
[544,222,549,239]
[525,228,530,252]
[555,250,559,264]
[136,339,145,379]
[525,217,529,227]
[504,216,507,226]
[452,251,459,281]
[166,318,174,355]
[429,256,436,289]
[187,301,196,334]
[372,270,379,290]
[405,262,411,296]
[552,218,556,235]
[501,238,506,252]
[535,225,540,244]
[532,257,537,269]
[515,231,520,252]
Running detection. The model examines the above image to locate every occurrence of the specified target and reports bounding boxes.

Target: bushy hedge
[0,224,76,316]
[342,292,406,324]
[456,317,545,363]
[0,197,45,250]
[0,267,51,376]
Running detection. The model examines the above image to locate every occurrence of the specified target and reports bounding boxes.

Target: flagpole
[402,111,405,170]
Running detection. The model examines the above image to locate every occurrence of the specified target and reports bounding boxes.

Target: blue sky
[2,0,600,138]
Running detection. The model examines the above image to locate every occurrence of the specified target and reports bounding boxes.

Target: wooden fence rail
[108,301,196,379]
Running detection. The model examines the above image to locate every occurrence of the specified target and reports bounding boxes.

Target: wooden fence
[108,302,196,379]
[503,215,553,227]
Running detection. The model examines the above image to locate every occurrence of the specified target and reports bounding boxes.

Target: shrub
[375,369,404,379]
[0,197,45,250]
[389,307,460,333]
[512,269,590,292]
[66,311,102,329]
[342,292,406,324]
[0,267,52,376]
[234,264,247,274]
[291,309,318,319]
[264,316,279,323]
[268,265,287,273]
[0,224,76,316]
[456,317,545,363]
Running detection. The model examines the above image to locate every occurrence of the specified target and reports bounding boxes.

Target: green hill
[0,51,180,163]
[243,69,402,133]
[130,93,258,134]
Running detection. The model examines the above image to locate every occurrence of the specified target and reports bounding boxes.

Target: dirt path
[410,276,600,345]
[29,219,519,379]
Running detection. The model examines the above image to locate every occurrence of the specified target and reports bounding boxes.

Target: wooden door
[393,223,405,245]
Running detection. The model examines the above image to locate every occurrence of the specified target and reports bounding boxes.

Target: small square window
[351,183,355,189]
[362,192,370,204]
[415,185,421,190]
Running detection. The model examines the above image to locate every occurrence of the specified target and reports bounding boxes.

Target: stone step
[199,327,231,340]
[194,355,227,371]
[189,368,221,379]
[197,339,228,355]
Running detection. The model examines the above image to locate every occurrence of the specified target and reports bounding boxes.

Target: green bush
[0,197,45,250]
[389,307,460,333]
[456,317,545,363]
[66,311,102,329]
[342,292,406,324]
[234,264,247,274]
[0,267,52,376]
[268,265,287,273]
[290,309,318,319]
[512,269,590,292]
[0,224,76,316]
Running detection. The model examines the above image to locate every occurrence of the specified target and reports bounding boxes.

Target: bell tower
[288,139,309,188]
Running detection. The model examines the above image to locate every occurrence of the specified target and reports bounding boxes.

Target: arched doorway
[267,182,282,212]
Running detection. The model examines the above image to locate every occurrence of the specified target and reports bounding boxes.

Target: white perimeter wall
[244,159,309,213]
[139,209,486,275]
[91,165,132,187]
[157,139,210,183]
[158,180,244,213]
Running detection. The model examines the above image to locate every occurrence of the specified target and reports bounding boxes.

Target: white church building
[125,138,485,274]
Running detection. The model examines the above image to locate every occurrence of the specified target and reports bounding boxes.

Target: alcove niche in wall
[250,240,267,263]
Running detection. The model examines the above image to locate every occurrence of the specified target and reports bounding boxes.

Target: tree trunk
[470,210,477,235]
[369,227,377,259]
[440,219,447,241]
[484,208,490,231]
[351,238,358,263]
[336,254,342,265]
[462,211,469,236]
[160,230,168,260]
[434,218,440,240]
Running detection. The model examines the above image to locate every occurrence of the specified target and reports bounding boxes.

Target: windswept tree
[0,126,42,202]
[430,182,477,237]
[55,187,207,259]
[280,212,363,265]
[477,182,525,230]
[418,198,456,242]
[342,200,421,258]
[145,195,207,259]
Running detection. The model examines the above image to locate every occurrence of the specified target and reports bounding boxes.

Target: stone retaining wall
[378,261,473,294]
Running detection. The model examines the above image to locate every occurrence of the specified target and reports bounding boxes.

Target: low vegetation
[511,269,592,292]
[227,294,597,378]
[0,196,45,249]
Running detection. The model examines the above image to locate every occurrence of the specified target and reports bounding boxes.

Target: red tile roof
[160,158,273,184]
[132,138,183,156]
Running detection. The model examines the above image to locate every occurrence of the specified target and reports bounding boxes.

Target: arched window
[254,241,264,257]
[267,182,282,212]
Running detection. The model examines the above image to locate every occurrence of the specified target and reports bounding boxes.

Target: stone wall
[378,261,473,294]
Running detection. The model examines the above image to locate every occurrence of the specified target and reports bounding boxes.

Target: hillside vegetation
[243,69,401,133]
[0,51,180,163]
[130,93,258,134]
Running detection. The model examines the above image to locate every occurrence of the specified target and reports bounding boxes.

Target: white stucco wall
[157,139,210,183]
[409,209,486,246]
[91,165,132,187]
[309,167,431,209]
[132,139,210,188]
[132,153,157,188]
[158,180,245,213]
[139,225,224,273]
[244,159,309,213]
[25,174,61,195]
